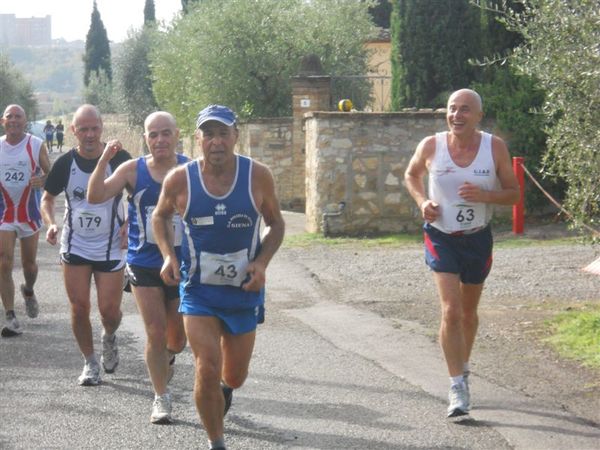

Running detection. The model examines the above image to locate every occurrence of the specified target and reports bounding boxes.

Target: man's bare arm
[87,142,135,203]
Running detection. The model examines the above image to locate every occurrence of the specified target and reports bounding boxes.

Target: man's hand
[29,174,45,189]
[101,139,123,162]
[241,260,266,292]
[46,224,59,245]
[160,255,181,286]
[458,181,485,203]
[420,199,440,223]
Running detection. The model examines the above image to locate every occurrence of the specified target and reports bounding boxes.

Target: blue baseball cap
[195,104,236,129]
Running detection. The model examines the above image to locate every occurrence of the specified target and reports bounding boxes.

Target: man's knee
[0,250,14,274]
[98,300,122,324]
[222,370,248,389]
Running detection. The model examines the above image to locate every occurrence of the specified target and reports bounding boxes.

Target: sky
[0,0,182,43]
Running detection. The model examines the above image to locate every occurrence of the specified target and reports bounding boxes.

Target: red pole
[513,156,525,234]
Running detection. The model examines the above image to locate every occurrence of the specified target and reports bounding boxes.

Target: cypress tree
[368,0,392,28]
[83,1,112,87]
[391,0,482,109]
[144,0,156,25]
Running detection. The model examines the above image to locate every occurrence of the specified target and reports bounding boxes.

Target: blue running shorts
[423,223,493,284]
[179,302,265,335]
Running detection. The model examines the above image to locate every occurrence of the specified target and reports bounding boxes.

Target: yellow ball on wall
[338,99,353,112]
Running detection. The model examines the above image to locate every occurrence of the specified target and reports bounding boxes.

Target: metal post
[512,156,525,234]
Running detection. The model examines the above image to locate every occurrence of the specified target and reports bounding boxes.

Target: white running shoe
[101,332,119,374]
[447,382,469,417]
[150,393,173,424]
[78,362,101,386]
[21,284,39,318]
[1,315,23,337]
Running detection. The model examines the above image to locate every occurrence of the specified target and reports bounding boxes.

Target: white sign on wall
[300,99,311,108]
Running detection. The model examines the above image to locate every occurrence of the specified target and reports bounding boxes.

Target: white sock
[450,375,464,387]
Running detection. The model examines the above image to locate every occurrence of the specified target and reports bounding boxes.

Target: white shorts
[0,222,40,239]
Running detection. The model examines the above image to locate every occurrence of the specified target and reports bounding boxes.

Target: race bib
[72,207,110,237]
[145,207,183,246]
[441,202,485,232]
[0,163,30,188]
[199,248,249,287]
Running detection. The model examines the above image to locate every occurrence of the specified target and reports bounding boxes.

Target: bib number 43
[214,264,238,280]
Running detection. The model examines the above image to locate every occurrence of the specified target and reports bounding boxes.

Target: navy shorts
[61,253,125,273]
[423,223,493,284]
[126,264,179,301]
[180,302,265,336]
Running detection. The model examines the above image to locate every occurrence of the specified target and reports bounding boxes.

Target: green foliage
[113,28,159,128]
[0,53,37,123]
[151,0,375,133]
[544,304,600,368]
[473,67,563,211]
[504,0,600,230]
[144,0,156,24]
[181,0,201,14]
[83,69,116,113]
[391,0,483,109]
[84,1,112,86]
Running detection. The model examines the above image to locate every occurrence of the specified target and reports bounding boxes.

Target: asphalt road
[1,201,599,448]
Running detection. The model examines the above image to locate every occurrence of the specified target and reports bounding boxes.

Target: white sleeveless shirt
[428,131,498,233]
[60,156,125,261]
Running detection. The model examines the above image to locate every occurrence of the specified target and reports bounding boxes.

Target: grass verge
[543,304,600,369]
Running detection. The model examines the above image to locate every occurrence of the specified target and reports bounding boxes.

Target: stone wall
[236,117,295,207]
[304,110,448,235]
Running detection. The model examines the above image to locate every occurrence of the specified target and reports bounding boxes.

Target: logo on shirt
[473,169,491,176]
[73,186,86,200]
[435,167,456,177]
[227,214,253,229]
[215,203,227,216]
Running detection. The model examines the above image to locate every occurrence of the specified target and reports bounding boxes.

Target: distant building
[0,14,51,46]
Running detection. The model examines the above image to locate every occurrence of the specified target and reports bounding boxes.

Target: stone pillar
[290,54,331,211]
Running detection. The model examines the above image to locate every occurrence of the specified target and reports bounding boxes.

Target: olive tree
[504,0,600,229]
[151,0,376,133]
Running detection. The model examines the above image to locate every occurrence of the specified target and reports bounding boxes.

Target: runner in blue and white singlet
[152,105,285,447]
[128,153,189,269]
[179,154,263,311]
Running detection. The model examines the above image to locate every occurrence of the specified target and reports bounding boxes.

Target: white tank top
[0,134,42,221]
[428,131,498,233]
[60,157,125,261]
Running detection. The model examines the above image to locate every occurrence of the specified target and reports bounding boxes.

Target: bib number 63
[456,208,475,223]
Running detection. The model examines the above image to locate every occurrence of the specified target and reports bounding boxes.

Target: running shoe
[222,383,233,416]
[101,332,119,373]
[78,362,101,386]
[150,393,173,424]
[21,284,39,318]
[447,382,469,417]
[167,355,175,384]
[1,314,23,337]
